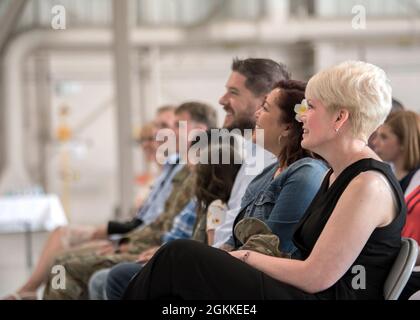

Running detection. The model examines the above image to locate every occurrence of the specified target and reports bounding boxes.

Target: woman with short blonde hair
[305,60,392,142]
[124,61,406,300]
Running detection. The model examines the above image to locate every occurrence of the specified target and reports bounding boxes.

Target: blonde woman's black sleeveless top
[292,158,406,299]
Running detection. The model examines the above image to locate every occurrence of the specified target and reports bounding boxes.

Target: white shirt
[212,139,277,248]
[206,200,227,231]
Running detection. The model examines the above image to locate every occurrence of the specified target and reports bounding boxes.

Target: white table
[0,194,68,233]
[0,195,68,268]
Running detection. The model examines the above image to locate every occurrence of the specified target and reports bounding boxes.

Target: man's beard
[224,114,256,135]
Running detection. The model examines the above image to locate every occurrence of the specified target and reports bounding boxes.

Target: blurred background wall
[1,0,419,224]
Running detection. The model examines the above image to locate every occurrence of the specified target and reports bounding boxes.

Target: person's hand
[92,224,108,240]
[118,242,130,254]
[136,246,160,263]
[219,243,234,252]
[97,241,131,256]
[229,250,251,264]
[96,241,115,255]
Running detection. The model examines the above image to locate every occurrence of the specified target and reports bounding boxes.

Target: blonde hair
[385,110,420,171]
[306,61,392,141]
[136,122,156,143]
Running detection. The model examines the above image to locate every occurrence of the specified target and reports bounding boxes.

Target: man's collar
[165,153,180,165]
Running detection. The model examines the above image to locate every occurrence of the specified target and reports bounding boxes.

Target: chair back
[384,238,418,300]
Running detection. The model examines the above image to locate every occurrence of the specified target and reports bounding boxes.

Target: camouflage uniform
[234,217,290,258]
[43,166,194,299]
[123,168,194,254]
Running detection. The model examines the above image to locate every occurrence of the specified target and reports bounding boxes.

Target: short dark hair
[272,80,314,168]
[391,98,404,113]
[231,58,291,97]
[175,101,218,129]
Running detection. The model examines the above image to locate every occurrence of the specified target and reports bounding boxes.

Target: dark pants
[123,239,320,300]
[400,271,420,300]
[106,262,143,300]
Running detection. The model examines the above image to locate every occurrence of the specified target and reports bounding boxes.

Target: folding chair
[384,237,418,300]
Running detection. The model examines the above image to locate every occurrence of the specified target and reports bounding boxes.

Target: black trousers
[400,271,420,300]
[123,239,322,300]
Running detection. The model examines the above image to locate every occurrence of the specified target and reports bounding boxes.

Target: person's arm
[206,230,215,246]
[91,224,108,240]
[161,201,197,244]
[106,217,143,235]
[230,171,397,293]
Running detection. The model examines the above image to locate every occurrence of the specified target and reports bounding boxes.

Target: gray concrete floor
[0,231,49,298]
[0,187,116,298]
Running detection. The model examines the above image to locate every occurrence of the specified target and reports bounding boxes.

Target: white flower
[294,99,308,122]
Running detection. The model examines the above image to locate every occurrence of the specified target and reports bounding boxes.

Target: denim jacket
[226,157,328,255]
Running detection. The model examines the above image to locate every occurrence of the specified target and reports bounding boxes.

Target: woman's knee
[158,239,213,264]
[162,239,204,253]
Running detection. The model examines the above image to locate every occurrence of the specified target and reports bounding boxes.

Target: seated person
[123,61,406,300]
[210,57,289,248]
[89,199,198,300]
[221,80,327,254]
[133,121,163,209]
[105,80,328,299]
[375,110,420,196]
[2,106,179,300]
[90,132,244,299]
[368,97,404,151]
[40,101,217,300]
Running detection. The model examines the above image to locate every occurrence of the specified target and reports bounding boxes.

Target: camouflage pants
[43,246,138,300]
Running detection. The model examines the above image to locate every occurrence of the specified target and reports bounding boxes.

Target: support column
[112,0,134,219]
[0,0,28,184]
[34,51,51,191]
[0,0,27,52]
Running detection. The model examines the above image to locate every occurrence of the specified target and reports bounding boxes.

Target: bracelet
[242,251,250,263]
